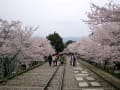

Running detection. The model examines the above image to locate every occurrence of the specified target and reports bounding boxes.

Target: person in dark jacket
[48,54,52,66]
[73,55,76,67]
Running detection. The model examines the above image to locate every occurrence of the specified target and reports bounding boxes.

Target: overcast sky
[0,0,119,37]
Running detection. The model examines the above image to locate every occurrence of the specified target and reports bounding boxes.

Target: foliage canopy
[46,32,64,52]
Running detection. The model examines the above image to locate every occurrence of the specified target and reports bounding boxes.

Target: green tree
[46,32,64,52]
[65,40,75,48]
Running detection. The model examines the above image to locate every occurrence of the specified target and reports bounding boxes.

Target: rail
[42,63,66,90]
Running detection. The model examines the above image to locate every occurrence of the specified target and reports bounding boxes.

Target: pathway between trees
[0,56,118,90]
[72,59,117,90]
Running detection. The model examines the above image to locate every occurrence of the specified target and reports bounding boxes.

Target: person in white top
[52,55,57,67]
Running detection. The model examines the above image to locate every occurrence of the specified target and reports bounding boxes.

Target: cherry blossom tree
[85,1,120,25]
[0,19,55,78]
[66,1,120,72]
[85,1,120,70]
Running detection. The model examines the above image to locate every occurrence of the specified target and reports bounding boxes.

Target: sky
[0,0,119,37]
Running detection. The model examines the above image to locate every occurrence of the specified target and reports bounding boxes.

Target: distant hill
[63,37,80,43]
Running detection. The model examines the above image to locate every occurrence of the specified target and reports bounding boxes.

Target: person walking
[48,54,52,66]
[55,53,59,66]
[73,55,76,67]
[70,55,73,66]
[59,54,65,66]
[52,54,57,67]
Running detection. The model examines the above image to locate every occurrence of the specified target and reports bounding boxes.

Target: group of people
[47,53,65,67]
[47,53,77,67]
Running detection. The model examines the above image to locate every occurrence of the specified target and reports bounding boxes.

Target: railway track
[43,64,65,90]
[0,62,66,90]
[1,56,117,90]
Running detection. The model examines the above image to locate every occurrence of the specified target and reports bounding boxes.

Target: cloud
[0,0,118,37]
